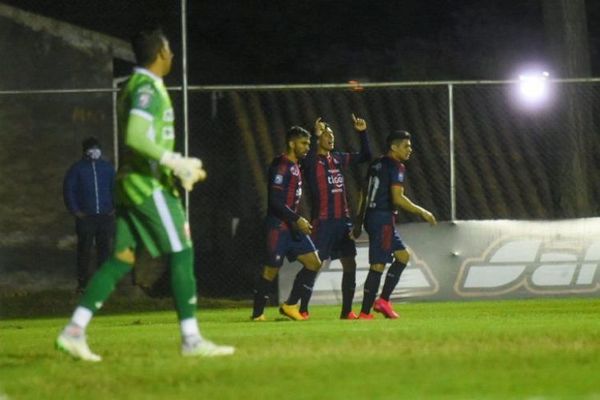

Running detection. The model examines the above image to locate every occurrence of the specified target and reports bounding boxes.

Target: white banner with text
[278,219,600,303]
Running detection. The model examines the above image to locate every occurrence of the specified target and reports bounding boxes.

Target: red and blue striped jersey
[366,155,406,213]
[303,132,371,220]
[267,154,303,227]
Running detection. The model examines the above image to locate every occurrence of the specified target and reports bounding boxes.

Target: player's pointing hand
[352,114,367,132]
[314,117,327,137]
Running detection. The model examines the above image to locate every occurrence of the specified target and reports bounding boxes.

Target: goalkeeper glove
[160,151,207,191]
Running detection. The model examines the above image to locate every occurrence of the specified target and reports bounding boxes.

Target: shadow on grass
[0,288,251,320]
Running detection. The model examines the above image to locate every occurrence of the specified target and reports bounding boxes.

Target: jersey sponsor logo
[327,172,344,188]
[274,174,283,184]
[455,237,600,296]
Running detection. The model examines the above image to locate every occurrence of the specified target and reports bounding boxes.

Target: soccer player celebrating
[358,130,436,319]
[251,126,322,321]
[56,28,234,361]
[299,115,371,319]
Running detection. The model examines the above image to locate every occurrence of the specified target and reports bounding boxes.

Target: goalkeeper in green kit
[56,28,234,361]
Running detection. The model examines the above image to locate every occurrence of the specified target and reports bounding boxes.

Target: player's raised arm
[352,113,367,132]
[343,114,372,166]
[314,117,327,137]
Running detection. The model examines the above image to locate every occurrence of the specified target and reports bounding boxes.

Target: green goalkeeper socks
[80,257,132,313]
[78,249,197,322]
[170,248,197,321]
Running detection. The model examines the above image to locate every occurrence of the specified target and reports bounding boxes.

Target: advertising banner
[278,219,600,303]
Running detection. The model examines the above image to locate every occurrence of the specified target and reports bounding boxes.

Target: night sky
[3,0,600,84]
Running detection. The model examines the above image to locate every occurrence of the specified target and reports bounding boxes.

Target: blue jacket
[63,157,116,216]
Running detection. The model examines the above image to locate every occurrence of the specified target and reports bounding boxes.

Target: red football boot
[340,311,358,320]
[357,312,374,320]
[373,298,399,319]
[299,311,310,320]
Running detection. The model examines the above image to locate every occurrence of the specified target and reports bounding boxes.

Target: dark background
[1,1,598,298]
[2,0,598,84]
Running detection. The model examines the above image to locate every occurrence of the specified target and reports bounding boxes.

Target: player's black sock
[287,268,317,306]
[360,270,382,314]
[380,261,407,301]
[252,276,271,318]
[299,293,309,313]
[299,268,321,313]
[341,271,356,315]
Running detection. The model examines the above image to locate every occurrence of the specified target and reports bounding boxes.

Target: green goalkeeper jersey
[116,68,177,206]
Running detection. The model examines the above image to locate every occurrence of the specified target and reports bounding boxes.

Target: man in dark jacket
[63,137,116,292]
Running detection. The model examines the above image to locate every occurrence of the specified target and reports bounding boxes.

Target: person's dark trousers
[76,214,115,291]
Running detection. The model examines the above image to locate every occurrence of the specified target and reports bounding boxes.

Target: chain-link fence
[2,80,600,297]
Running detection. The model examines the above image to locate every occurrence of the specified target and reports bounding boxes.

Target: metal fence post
[181,0,190,215]
[448,83,456,222]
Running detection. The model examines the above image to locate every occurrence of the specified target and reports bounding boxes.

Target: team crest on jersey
[274,174,283,184]
[290,165,300,176]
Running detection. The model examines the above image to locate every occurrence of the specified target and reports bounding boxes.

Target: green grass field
[1,298,599,400]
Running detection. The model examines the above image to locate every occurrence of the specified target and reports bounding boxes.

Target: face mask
[86,148,102,160]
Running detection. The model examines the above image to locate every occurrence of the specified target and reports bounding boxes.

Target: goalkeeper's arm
[126,113,206,191]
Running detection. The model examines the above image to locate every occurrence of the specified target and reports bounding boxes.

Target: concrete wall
[0,5,132,292]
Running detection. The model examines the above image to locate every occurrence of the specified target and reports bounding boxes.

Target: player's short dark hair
[131,28,167,67]
[386,130,411,148]
[286,126,311,142]
[82,137,100,151]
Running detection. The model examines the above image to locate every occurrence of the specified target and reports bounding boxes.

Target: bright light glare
[518,71,550,104]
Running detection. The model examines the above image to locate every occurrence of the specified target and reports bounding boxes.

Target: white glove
[160,151,207,191]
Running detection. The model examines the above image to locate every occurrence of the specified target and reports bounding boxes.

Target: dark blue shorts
[311,218,357,261]
[365,211,406,264]
[265,224,317,267]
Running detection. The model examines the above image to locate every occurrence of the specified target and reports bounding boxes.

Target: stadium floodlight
[517,71,550,105]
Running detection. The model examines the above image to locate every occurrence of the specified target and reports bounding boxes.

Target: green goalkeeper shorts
[114,189,192,257]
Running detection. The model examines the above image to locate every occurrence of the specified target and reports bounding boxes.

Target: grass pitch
[1,298,599,399]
